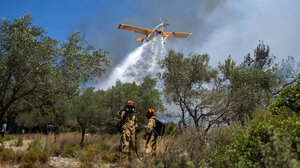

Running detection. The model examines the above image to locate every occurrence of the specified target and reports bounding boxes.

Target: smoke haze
[73,0,300,89]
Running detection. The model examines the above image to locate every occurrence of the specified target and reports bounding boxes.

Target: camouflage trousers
[121,128,136,155]
[145,132,158,155]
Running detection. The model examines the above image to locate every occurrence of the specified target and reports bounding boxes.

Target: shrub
[38,152,49,164]
[0,148,16,163]
[22,151,39,163]
[15,151,25,163]
[164,122,176,136]
[80,162,94,168]
[100,151,116,163]
[0,135,14,143]
[270,78,300,113]
[208,122,243,148]
[202,80,300,168]
[27,139,42,152]
[156,127,206,167]
[79,150,99,163]
[14,137,23,147]
[51,146,62,156]
[0,145,4,152]
[19,162,36,168]
[100,142,110,151]
[61,143,80,158]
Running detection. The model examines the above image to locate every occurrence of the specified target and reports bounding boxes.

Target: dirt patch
[3,139,33,152]
[49,156,81,168]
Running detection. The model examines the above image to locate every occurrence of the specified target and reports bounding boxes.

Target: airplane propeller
[160,17,169,27]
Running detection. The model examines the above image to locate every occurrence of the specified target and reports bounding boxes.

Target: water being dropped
[97,36,166,90]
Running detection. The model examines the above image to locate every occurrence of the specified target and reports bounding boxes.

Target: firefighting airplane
[117,21,192,43]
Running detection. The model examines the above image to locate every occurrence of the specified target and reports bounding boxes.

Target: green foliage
[14,137,23,147]
[61,143,80,158]
[105,76,164,125]
[0,13,109,123]
[242,41,275,70]
[0,135,14,143]
[160,50,217,127]
[164,122,176,136]
[202,80,300,168]
[79,150,100,164]
[270,78,300,114]
[228,67,278,122]
[99,142,110,151]
[27,139,42,152]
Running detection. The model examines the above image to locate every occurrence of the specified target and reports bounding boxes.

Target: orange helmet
[126,100,134,107]
[147,109,155,116]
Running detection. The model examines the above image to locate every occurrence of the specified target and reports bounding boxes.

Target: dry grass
[2,131,186,167]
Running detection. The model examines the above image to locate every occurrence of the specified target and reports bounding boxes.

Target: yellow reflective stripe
[146,149,152,153]
[148,122,153,126]
[122,149,129,153]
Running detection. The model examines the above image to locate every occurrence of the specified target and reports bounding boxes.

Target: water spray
[97,36,166,90]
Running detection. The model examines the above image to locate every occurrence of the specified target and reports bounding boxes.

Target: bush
[14,137,23,147]
[79,150,99,163]
[164,122,176,136]
[201,80,300,168]
[0,148,16,164]
[0,135,14,143]
[19,162,36,168]
[208,122,243,148]
[270,78,300,113]
[100,142,110,151]
[27,139,42,152]
[154,127,206,167]
[61,143,80,158]
[51,146,62,156]
[15,150,25,163]
[100,151,116,163]
[22,151,38,163]
[0,145,4,152]
[21,151,49,166]
[38,152,49,164]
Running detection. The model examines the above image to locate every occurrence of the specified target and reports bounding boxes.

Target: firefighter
[117,100,137,156]
[144,109,158,156]
[1,118,7,138]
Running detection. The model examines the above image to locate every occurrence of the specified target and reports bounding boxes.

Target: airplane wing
[118,24,153,36]
[162,32,192,38]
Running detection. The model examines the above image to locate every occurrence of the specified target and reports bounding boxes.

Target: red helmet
[126,100,134,107]
[147,109,155,116]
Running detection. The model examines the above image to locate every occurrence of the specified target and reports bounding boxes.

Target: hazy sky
[1,0,299,85]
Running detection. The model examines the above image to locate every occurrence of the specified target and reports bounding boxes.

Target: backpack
[154,119,165,136]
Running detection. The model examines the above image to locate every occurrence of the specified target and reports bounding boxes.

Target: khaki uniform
[117,109,137,155]
[145,116,158,155]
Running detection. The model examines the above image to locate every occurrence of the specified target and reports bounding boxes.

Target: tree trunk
[0,109,5,123]
[80,128,86,148]
[194,118,200,127]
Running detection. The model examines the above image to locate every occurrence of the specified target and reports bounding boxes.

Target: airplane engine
[164,32,175,43]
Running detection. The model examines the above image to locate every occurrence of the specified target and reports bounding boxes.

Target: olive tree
[0,14,110,123]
